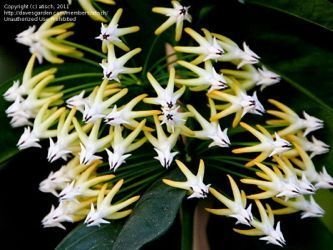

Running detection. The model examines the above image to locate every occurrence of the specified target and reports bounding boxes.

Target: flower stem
[70,55,101,67]
[117,167,162,184]
[116,160,157,174]
[52,73,102,84]
[208,164,249,178]
[59,39,106,58]
[142,36,160,77]
[62,81,101,98]
[119,171,165,194]
[180,203,193,250]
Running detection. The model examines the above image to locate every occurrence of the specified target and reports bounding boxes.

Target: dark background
[0,0,332,249]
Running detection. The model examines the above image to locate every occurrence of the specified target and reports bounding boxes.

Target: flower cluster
[3,1,332,248]
[15,12,82,64]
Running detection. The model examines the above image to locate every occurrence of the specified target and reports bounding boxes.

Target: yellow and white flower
[174,28,224,64]
[272,196,324,219]
[163,159,210,199]
[153,1,192,41]
[17,104,66,150]
[43,198,95,230]
[73,118,113,165]
[58,163,114,201]
[234,200,286,247]
[186,101,230,148]
[232,122,291,167]
[100,44,142,81]
[144,115,180,168]
[106,120,147,170]
[176,60,227,92]
[267,99,324,136]
[105,93,160,129]
[206,175,253,226]
[209,78,265,127]
[16,12,82,63]
[85,180,140,227]
[96,8,139,52]
[222,65,280,91]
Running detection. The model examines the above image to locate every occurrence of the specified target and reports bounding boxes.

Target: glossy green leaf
[113,170,186,250]
[56,221,124,250]
[316,189,333,234]
[244,0,333,32]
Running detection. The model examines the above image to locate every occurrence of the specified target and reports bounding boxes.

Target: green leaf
[56,221,124,250]
[316,189,333,234]
[113,170,186,250]
[244,0,333,32]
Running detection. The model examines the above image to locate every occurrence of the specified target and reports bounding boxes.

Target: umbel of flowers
[4,1,332,247]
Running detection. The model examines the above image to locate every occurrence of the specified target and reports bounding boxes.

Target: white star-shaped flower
[153,1,192,41]
[42,198,93,229]
[186,103,230,148]
[316,167,333,189]
[256,66,280,90]
[16,25,36,46]
[40,158,82,196]
[96,8,139,52]
[160,105,190,133]
[288,134,330,158]
[4,80,23,102]
[17,104,66,150]
[47,108,91,162]
[100,44,142,81]
[209,80,265,127]
[66,91,87,113]
[239,91,265,117]
[293,144,333,190]
[73,118,113,165]
[221,64,280,91]
[106,120,147,171]
[163,159,210,199]
[58,166,115,202]
[302,111,324,136]
[82,81,126,122]
[176,60,227,92]
[233,122,291,167]
[236,42,260,69]
[242,162,301,200]
[16,12,82,64]
[144,115,180,168]
[234,200,286,247]
[267,99,324,137]
[206,175,253,226]
[273,196,324,219]
[104,93,159,128]
[42,204,72,230]
[17,126,41,150]
[144,67,185,110]
[175,28,224,64]
[85,181,140,227]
